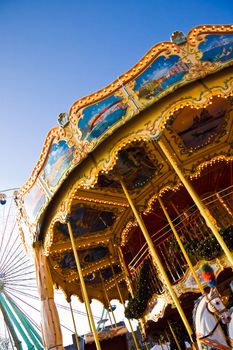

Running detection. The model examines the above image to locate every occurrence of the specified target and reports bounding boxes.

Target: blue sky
[0,0,233,190]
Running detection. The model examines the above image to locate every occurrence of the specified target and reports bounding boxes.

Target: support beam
[34,242,63,350]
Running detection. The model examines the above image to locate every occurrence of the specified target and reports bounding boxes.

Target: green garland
[221,225,233,250]
[125,259,153,320]
[125,226,233,319]
[181,225,233,260]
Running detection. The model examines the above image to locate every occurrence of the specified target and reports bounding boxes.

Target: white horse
[193,287,231,350]
[227,307,233,348]
[227,281,233,349]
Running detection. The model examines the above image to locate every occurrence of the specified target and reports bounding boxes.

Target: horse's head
[206,287,231,324]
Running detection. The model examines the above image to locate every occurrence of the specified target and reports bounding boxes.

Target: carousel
[17,24,233,350]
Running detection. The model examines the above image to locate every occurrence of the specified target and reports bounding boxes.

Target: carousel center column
[34,242,64,350]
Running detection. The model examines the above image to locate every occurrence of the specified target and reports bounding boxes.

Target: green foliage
[182,225,233,261]
[221,225,233,250]
[184,239,199,258]
[169,238,180,251]
[196,235,221,260]
[125,226,233,319]
[125,259,153,320]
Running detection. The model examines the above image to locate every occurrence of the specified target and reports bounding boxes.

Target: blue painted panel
[134,55,189,99]
[42,140,74,188]
[78,95,128,141]
[24,183,46,223]
[199,34,233,62]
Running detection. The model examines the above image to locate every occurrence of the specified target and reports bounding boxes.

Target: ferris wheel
[0,189,105,349]
[0,188,44,349]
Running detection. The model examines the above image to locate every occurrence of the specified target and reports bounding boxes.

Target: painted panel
[58,207,116,237]
[134,55,189,100]
[23,183,46,223]
[116,146,163,189]
[41,140,74,188]
[78,95,128,141]
[59,246,108,270]
[199,34,233,63]
[172,99,228,149]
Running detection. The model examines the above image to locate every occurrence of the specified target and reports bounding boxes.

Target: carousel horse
[193,263,231,350]
[227,281,233,348]
[228,309,233,348]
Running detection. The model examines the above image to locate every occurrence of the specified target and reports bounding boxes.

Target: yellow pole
[158,139,233,266]
[159,338,165,350]
[108,257,140,350]
[118,247,134,296]
[168,321,182,350]
[99,272,117,327]
[67,221,102,350]
[157,196,204,294]
[120,179,196,345]
[68,300,81,350]
[164,330,171,350]
[84,303,92,333]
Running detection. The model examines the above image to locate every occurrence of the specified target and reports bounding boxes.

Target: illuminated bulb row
[51,238,110,255]
[216,193,233,217]
[190,156,233,179]
[73,195,128,208]
[82,261,112,279]
[121,222,138,246]
[46,218,110,254]
[145,158,233,212]
[140,157,233,219]
[105,276,125,291]
[189,24,232,44]
[68,261,112,283]
[100,138,146,175]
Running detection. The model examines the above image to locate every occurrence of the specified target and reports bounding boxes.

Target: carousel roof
[16,24,233,303]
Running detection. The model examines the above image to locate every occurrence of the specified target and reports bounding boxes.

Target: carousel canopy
[17,24,233,304]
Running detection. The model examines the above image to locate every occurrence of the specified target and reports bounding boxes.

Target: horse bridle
[206,293,228,317]
[198,293,228,340]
